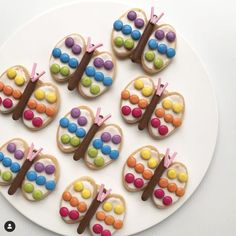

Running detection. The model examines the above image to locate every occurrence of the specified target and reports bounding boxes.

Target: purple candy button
[127,10,137,21]
[71,108,81,119]
[93,58,104,68]
[34,162,45,173]
[45,165,55,175]
[65,37,74,48]
[155,30,165,40]
[104,60,114,70]
[101,132,111,142]
[7,143,16,153]
[14,150,24,160]
[166,31,176,42]
[72,44,81,55]
[112,135,121,144]
[77,116,87,126]
[134,18,144,29]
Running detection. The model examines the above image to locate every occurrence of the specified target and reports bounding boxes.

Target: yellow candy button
[7,68,17,79]
[46,92,57,103]
[114,205,124,215]
[167,169,177,179]
[34,89,45,100]
[14,75,25,86]
[148,158,158,169]
[178,172,188,183]
[103,202,113,212]
[140,149,151,160]
[73,181,84,192]
[134,79,144,90]
[162,99,172,109]
[142,87,153,97]
[81,188,91,199]
[172,103,183,113]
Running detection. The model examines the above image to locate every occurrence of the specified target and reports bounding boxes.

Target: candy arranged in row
[50,34,116,98]
[59,176,126,235]
[0,138,59,201]
[111,8,176,74]
[57,106,123,169]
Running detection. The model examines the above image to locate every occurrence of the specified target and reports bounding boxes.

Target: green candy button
[114,36,124,47]
[154,57,164,69]
[90,84,100,95]
[94,156,105,167]
[23,183,34,193]
[2,171,12,182]
[70,136,80,147]
[61,134,71,144]
[81,76,92,87]
[145,51,155,62]
[124,39,134,50]
[60,66,70,76]
[50,63,60,74]
[32,189,43,200]
[88,147,98,158]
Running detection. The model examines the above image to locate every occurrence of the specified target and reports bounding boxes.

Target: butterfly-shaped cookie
[0,63,60,130]
[123,146,188,208]
[120,77,184,139]
[50,34,116,98]
[57,106,123,169]
[111,7,176,74]
[59,176,126,235]
[0,138,59,201]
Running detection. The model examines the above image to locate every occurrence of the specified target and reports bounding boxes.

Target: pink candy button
[3,98,13,108]
[134,178,144,188]
[132,108,142,118]
[32,117,43,127]
[69,210,79,220]
[92,224,103,234]
[151,118,160,128]
[125,173,135,183]
[101,229,112,236]
[163,196,173,206]
[121,105,131,116]
[23,110,34,120]
[59,207,69,217]
[158,125,168,136]
[154,188,165,199]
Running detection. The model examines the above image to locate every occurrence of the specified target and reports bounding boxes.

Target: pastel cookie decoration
[0,139,59,201]
[0,65,29,113]
[50,34,116,98]
[57,106,123,169]
[122,146,188,208]
[59,177,126,235]
[111,7,176,74]
[120,77,184,139]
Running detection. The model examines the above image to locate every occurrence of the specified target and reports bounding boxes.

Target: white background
[0,0,235,236]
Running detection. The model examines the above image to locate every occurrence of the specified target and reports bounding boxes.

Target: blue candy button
[93,139,103,149]
[60,117,69,128]
[131,30,141,40]
[2,157,12,167]
[113,20,123,31]
[76,128,86,138]
[52,48,61,58]
[148,39,158,49]
[158,44,167,54]
[166,48,176,58]
[10,162,21,173]
[68,58,78,68]
[60,53,70,63]
[0,152,4,161]
[26,171,37,181]
[103,77,113,86]
[122,25,132,35]
[36,176,46,185]
[85,66,96,77]
[101,145,111,155]
[95,72,104,81]
[68,123,77,133]
[109,150,119,160]
[45,180,56,190]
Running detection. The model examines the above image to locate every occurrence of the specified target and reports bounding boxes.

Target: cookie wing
[141,24,177,74]
[57,106,94,153]
[84,124,123,169]
[0,66,29,113]
[111,8,147,58]
[78,52,116,98]
[0,138,28,186]
[21,154,59,201]
[120,76,154,124]
[50,34,86,82]
[148,92,185,139]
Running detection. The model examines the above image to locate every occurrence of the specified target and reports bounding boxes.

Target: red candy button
[125,173,135,183]
[3,98,13,108]
[121,105,131,116]
[59,207,69,217]
[163,196,172,206]
[32,117,43,127]
[101,230,112,236]
[92,224,103,234]
[134,178,144,188]
[154,189,165,199]
[151,118,160,128]
[158,125,168,136]
[132,107,142,118]
[23,110,34,120]
[69,210,79,220]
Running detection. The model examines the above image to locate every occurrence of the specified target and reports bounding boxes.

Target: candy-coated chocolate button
[158,44,167,54]
[105,215,115,225]
[23,183,34,193]
[88,147,98,158]
[104,60,113,70]
[12,89,22,99]
[27,99,37,109]
[68,123,77,133]
[74,181,84,192]
[130,94,139,104]
[101,145,111,155]
[36,104,46,113]
[0,152,4,161]
[93,224,103,234]
[163,196,172,206]
[154,188,165,199]
[2,157,12,167]
[32,117,43,128]
[46,107,56,117]
[121,105,131,116]
[94,72,104,82]
[145,51,155,62]
[60,207,69,217]
[142,169,153,180]
[103,202,113,212]
[162,99,172,109]
[45,165,55,175]
[140,149,151,160]
[172,117,182,127]
[113,220,123,229]
[90,84,100,95]
[93,57,104,68]
[109,150,119,160]
[142,87,153,97]
[52,48,62,57]
[3,86,13,96]
[172,102,183,113]
[134,178,144,188]
[151,118,160,128]
[69,210,79,220]
[166,31,176,42]
[50,63,60,74]
[148,39,158,49]
[138,99,148,109]
[127,156,136,168]
[167,183,177,192]
[32,189,43,200]
[14,75,25,86]
[155,30,165,40]
[7,68,17,79]
[60,53,70,63]
[127,10,137,20]
[134,18,144,28]
[70,196,79,207]
[77,116,87,126]
[121,90,130,100]
[125,173,134,183]
[154,57,164,69]
[101,132,111,142]
[14,150,24,160]
[134,79,144,90]
[164,114,173,123]
[148,157,158,169]
[85,66,95,77]
[60,117,69,128]
[124,39,134,50]
[71,108,81,118]
[77,202,87,212]
[176,187,185,197]
[2,171,12,181]
[36,176,46,185]
[178,172,188,182]
[158,178,168,188]
[96,211,106,221]
[158,125,169,136]
[114,36,124,47]
[60,66,70,76]
[101,230,111,236]
[70,136,80,147]
[113,20,123,31]
[112,135,121,144]
[46,92,57,104]
[131,30,141,40]
[93,139,103,149]
[167,169,177,179]
[103,77,113,86]
[26,171,37,181]
[135,163,144,173]
[132,107,142,118]
[63,191,72,201]
[122,25,132,35]
[34,89,45,100]
[72,44,82,55]
[94,156,105,167]
[7,143,16,153]
[81,188,91,199]
[61,134,70,144]
[68,58,78,69]
[166,48,176,58]
[81,76,92,87]
[114,205,124,215]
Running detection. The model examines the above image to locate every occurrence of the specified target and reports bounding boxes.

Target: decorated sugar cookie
[57,106,123,169]
[59,177,126,235]
[0,138,59,201]
[0,63,60,130]
[50,34,116,98]
[120,77,184,139]
[123,146,188,208]
[111,7,176,74]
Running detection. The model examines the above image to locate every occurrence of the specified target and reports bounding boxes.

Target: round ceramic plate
[0,0,218,235]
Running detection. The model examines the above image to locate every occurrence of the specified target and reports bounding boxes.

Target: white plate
[0,0,218,235]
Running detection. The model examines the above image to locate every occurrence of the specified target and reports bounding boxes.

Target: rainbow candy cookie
[0,138,59,201]
[59,176,126,235]
[123,146,188,208]
[120,77,184,139]
[57,106,123,169]
[50,34,116,98]
[111,7,176,74]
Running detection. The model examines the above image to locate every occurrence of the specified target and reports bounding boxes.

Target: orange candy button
[12,90,22,99]
[36,103,46,113]
[158,178,168,188]
[127,156,136,168]
[155,108,165,118]
[176,187,185,197]
[135,163,144,173]
[138,99,148,109]
[113,220,123,229]
[77,202,87,212]
[142,169,153,180]
[70,196,79,207]
[96,211,106,221]
[0,81,4,91]
[167,183,177,192]
[46,107,56,117]
[28,99,37,109]
[121,90,130,100]
[129,94,139,104]
[3,85,13,96]
[62,191,72,201]
[172,117,182,127]
[164,114,173,123]
[104,215,115,225]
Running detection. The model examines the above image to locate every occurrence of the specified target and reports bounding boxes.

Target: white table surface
[0,0,235,235]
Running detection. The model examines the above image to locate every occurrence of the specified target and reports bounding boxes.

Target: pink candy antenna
[30,63,45,82]
[27,143,43,162]
[97,184,112,202]
[156,78,168,96]
[150,6,164,24]
[164,148,177,168]
[94,107,111,126]
[86,37,103,53]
